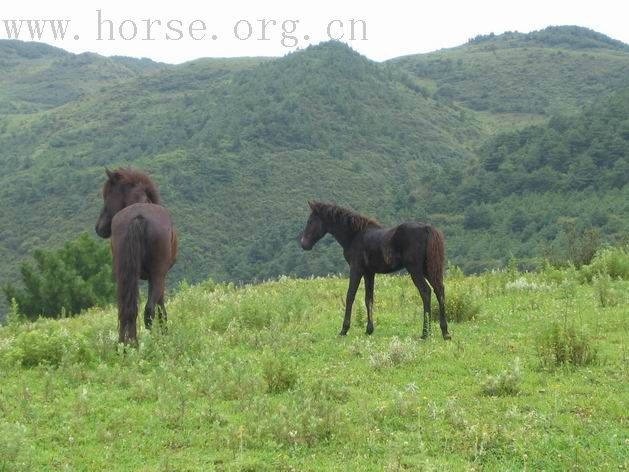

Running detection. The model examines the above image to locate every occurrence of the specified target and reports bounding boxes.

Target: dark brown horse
[95,168,178,345]
[300,201,450,340]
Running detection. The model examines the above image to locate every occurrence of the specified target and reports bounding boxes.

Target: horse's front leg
[364,272,375,335]
[340,268,362,336]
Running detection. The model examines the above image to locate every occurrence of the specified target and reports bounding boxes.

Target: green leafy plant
[432,283,481,323]
[3,234,114,319]
[581,246,629,282]
[537,322,597,369]
[262,352,298,393]
[481,358,522,396]
[593,274,621,307]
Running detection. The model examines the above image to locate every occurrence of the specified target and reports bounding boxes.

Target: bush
[249,393,342,447]
[369,337,417,370]
[3,233,115,319]
[0,323,94,367]
[537,323,597,369]
[262,353,297,393]
[593,274,621,307]
[0,421,30,471]
[581,246,629,282]
[481,358,522,396]
[432,283,481,323]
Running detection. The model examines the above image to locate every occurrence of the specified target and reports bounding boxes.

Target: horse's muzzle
[300,236,312,251]
[95,222,111,239]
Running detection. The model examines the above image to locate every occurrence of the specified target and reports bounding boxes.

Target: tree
[463,204,494,230]
[3,234,115,319]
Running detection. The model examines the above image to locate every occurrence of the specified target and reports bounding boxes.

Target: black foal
[300,201,450,340]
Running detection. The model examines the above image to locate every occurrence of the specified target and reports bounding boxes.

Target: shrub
[0,421,30,471]
[262,353,297,393]
[3,233,115,319]
[537,323,597,369]
[432,283,481,323]
[581,246,629,282]
[249,393,342,447]
[369,337,417,370]
[505,276,550,291]
[593,274,621,307]
[0,322,94,368]
[481,358,522,396]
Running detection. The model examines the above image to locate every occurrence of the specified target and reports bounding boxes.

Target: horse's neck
[327,222,357,250]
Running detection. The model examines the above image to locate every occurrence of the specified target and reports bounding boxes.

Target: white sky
[2,0,628,63]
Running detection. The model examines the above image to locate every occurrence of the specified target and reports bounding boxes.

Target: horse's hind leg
[144,277,164,330]
[143,280,155,330]
[157,293,168,326]
[430,280,450,340]
[408,268,432,339]
[152,276,167,330]
[119,306,138,346]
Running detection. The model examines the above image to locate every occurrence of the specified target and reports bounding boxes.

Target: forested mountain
[1,26,628,308]
[434,88,629,272]
[393,26,629,121]
[0,40,168,114]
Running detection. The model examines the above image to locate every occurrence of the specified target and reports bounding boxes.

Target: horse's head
[95,168,158,238]
[300,201,327,250]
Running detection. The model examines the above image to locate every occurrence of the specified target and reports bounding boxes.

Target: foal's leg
[409,269,432,339]
[364,272,375,335]
[340,269,362,336]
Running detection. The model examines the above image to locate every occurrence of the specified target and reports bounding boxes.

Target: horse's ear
[105,167,120,183]
[308,200,315,210]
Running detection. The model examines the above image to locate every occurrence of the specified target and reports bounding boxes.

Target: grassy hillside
[393,26,629,123]
[0,267,627,470]
[0,40,168,115]
[0,41,481,291]
[1,26,629,313]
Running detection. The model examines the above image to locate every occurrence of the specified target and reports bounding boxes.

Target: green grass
[1,269,627,470]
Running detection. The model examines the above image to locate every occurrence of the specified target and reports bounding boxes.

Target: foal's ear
[308,200,315,210]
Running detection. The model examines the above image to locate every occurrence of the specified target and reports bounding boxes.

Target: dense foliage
[3,234,114,319]
[0,26,628,317]
[395,26,629,115]
[472,89,629,196]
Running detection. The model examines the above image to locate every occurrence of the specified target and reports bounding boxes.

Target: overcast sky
[2,0,628,63]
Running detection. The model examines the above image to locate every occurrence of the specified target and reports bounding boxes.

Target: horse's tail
[426,226,445,289]
[116,215,146,343]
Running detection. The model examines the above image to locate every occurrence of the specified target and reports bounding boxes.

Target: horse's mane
[104,168,160,204]
[309,201,381,232]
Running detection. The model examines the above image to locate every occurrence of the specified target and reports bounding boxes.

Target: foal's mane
[310,201,381,232]
[104,168,161,204]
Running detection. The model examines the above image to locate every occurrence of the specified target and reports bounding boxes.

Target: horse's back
[393,221,432,241]
[390,222,433,262]
[111,203,177,273]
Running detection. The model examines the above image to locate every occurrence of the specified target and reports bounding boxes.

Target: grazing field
[0,267,627,471]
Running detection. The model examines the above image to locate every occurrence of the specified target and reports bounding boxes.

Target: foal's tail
[426,226,445,289]
[116,215,146,343]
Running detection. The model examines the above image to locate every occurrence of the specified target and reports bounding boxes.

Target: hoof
[443,333,452,341]
[366,326,374,335]
[339,330,348,337]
